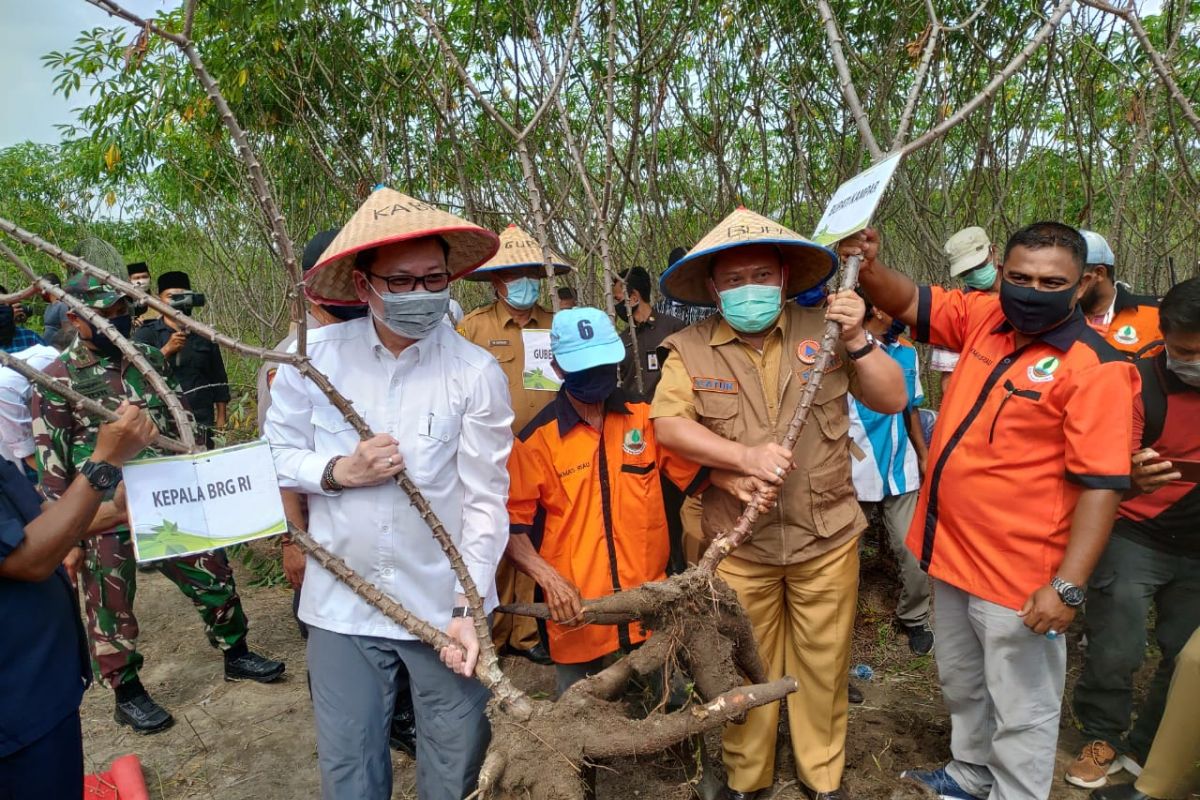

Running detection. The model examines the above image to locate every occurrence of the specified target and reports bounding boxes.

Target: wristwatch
[450,606,472,619]
[847,332,878,361]
[80,459,122,492]
[1051,576,1085,607]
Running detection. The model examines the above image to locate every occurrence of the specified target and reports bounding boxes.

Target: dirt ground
[80,539,1151,800]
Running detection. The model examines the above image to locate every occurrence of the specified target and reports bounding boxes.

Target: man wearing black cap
[126,262,155,328]
[133,271,230,438]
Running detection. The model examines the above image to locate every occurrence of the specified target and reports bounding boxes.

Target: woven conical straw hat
[464,224,573,281]
[306,188,499,305]
[660,207,837,306]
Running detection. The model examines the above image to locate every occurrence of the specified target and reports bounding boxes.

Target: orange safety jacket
[507,388,707,664]
[1090,284,1162,359]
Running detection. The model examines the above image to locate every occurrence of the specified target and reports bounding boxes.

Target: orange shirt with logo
[507,390,705,664]
[907,287,1139,610]
[1089,284,1162,359]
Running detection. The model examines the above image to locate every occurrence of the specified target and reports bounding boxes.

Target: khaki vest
[660,304,866,565]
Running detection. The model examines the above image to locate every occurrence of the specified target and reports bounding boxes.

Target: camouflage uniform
[31,275,248,691]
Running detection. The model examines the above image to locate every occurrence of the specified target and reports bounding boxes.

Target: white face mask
[367,283,449,340]
[132,278,151,290]
[1166,350,1200,388]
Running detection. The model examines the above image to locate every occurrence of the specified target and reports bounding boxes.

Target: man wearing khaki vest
[458,224,572,664]
[651,208,907,800]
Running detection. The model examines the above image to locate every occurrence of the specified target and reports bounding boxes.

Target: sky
[0,0,1168,150]
[0,0,164,148]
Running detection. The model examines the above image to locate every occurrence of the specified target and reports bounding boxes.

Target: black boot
[224,646,286,683]
[114,682,174,734]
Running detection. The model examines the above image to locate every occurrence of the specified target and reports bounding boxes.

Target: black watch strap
[450,606,471,618]
[847,339,876,361]
[80,459,122,492]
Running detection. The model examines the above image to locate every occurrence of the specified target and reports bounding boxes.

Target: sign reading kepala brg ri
[125,440,286,563]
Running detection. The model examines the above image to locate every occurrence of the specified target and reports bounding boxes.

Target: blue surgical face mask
[367,284,449,340]
[718,283,783,334]
[963,262,998,291]
[503,277,540,310]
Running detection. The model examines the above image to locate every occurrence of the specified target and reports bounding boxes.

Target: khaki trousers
[718,535,859,794]
[681,496,706,565]
[490,558,540,651]
[1137,625,1200,799]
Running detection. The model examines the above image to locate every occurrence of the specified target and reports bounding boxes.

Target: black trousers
[0,711,83,800]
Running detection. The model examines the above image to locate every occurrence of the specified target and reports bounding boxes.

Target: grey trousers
[1074,534,1200,760]
[862,492,930,625]
[933,580,1067,800]
[307,626,491,800]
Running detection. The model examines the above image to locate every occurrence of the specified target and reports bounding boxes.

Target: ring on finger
[387,455,394,466]
[774,466,785,477]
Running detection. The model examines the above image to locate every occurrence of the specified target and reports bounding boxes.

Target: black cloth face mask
[562,363,619,404]
[87,314,133,362]
[999,280,1078,335]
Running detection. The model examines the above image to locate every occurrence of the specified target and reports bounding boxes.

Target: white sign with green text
[125,440,286,563]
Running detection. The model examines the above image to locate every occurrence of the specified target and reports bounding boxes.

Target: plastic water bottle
[851,664,874,681]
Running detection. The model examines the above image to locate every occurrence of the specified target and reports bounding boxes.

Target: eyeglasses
[365,270,451,294]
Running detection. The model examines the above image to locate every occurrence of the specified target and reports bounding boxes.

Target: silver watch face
[1062,585,1085,607]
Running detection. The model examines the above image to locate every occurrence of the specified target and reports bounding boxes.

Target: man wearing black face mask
[853,222,1139,800]
[133,271,229,439]
[504,307,770,697]
[32,273,284,736]
[613,266,687,400]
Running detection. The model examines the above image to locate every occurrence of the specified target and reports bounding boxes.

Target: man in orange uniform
[505,307,768,695]
[854,221,1139,800]
[1079,230,1161,358]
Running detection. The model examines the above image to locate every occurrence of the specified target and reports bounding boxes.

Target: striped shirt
[849,339,923,501]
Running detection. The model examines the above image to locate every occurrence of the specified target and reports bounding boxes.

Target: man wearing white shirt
[264,188,509,800]
[0,344,61,474]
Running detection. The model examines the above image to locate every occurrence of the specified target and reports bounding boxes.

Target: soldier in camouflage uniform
[32,274,285,734]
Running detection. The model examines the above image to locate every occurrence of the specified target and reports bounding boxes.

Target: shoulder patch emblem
[1113,325,1139,345]
[1028,355,1061,383]
[797,339,821,364]
[692,377,738,394]
[622,428,647,455]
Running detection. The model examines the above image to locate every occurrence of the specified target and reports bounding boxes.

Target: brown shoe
[1066,740,1121,789]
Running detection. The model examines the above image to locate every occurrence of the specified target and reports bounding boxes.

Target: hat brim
[305,226,500,305]
[556,337,626,373]
[660,239,838,307]
[463,261,573,281]
[949,247,989,277]
[68,292,124,310]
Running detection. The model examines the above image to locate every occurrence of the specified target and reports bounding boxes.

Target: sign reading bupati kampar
[124,440,287,563]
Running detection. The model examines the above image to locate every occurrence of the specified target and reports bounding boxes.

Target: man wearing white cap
[931,227,1001,393]
[264,188,513,800]
[457,223,572,665]
[650,207,907,800]
[1078,229,1162,359]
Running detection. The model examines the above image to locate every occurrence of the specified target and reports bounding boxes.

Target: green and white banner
[812,152,902,246]
[125,440,286,563]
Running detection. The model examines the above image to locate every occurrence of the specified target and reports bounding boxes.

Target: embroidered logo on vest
[1113,325,1138,345]
[1028,356,1061,383]
[623,428,647,455]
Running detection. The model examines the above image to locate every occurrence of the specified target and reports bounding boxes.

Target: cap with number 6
[551,308,626,373]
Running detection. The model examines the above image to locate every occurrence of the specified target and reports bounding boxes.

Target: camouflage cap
[64,273,127,309]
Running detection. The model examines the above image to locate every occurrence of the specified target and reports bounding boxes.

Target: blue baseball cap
[551,308,626,372]
[1079,230,1115,267]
